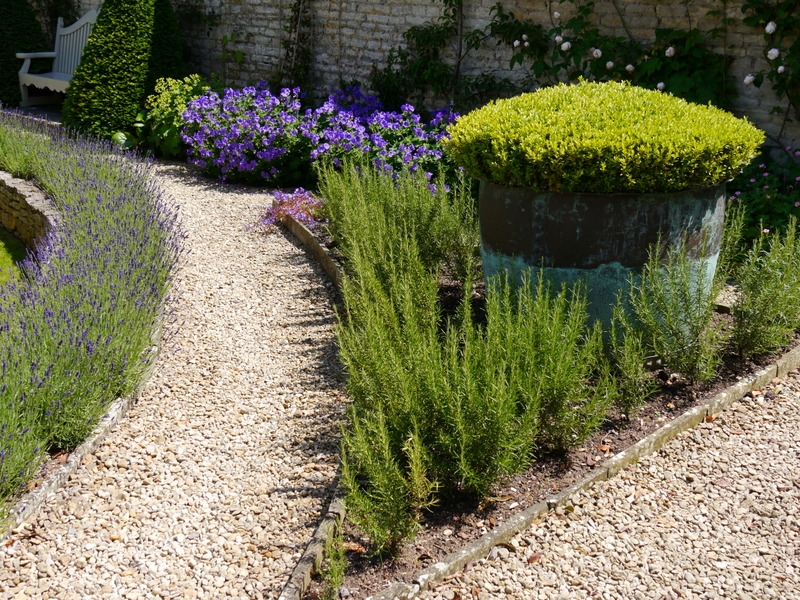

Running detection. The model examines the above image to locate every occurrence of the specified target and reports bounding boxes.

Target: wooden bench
[16,9,98,108]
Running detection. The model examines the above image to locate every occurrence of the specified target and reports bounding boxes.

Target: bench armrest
[16,52,56,75]
[16,52,57,59]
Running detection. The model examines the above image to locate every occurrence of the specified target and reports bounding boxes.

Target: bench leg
[19,83,31,108]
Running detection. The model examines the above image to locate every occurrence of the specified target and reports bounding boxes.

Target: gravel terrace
[419,373,800,600]
[0,163,346,599]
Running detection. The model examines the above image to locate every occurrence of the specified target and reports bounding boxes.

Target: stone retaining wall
[0,171,58,248]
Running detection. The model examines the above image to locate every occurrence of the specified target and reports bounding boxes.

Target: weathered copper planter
[479,180,727,325]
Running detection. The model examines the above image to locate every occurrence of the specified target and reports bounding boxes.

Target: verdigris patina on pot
[478,181,726,324]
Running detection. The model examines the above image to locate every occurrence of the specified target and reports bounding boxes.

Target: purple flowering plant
[182,84,314,186]
[257,188,326,231]
[0,111,182,500]
[181,83,459,188]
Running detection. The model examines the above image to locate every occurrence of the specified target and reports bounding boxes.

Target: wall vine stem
[609,0,635,41]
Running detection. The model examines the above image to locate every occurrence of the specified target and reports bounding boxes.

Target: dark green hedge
[0,0,50,107]
[62,0,186,138]
[147,0,188,96]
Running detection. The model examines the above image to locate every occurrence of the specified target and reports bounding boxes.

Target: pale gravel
[420,373,800,600]
[0,163,346,599]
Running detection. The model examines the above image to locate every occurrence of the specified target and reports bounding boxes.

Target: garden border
[0,170,166,543]
[276,211,800,600]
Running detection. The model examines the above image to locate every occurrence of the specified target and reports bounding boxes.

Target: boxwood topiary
[0,0,50,107]
[62,0,185,138]
[443,81,765,194]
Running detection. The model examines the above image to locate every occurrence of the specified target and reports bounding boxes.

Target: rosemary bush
[324,164,613,555]
[731,218,800,358]
[0,111,182,502]
[609,298,657,415]
[628,239,726,383]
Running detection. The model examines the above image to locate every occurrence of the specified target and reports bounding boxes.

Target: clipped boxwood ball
[443,81,765,194]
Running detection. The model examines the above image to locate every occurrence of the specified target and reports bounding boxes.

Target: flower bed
[180,84,458,187]
[0,110,183,505]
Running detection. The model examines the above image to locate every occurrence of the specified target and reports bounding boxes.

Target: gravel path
[0,163,345,599]
[420,373,800,600]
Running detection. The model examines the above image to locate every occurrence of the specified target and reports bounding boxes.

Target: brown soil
[298,220,794,600]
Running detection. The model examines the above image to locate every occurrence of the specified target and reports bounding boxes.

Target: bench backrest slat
[51,9,98,76]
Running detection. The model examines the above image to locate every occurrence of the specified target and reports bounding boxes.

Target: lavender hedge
[181,84,458,187]
[0,111,182,503]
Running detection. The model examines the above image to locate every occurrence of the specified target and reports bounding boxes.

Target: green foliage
[728,146,800,240]
[114,74,210,157]
[324,163,613,555]
[632,28,736,108]
[628,238,726,383]
[146,0,188,96]
[739,0,800,124]
[496,274,614,453]
[444,81,764,193]
[609,298,657,415]
[731,218,800,358]
[271,0,313,90]
[369,1,528,112]
[0,227,26,285]
[320,526,347,600]
[62,0,186,139]
[370,0,738,115]
[0,0,50,107]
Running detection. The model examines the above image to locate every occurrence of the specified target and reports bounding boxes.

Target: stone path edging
[0,392,139,543]
[277,212,800,600]
[0,311,167,543]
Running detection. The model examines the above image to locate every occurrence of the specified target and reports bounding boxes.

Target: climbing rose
[765,21,777,34]
[744,74,755,85]
[561,41,572,52]
[606,61,615,70]
[767,48,780,60]
[592,48,602,59]
[778,65,786,74]
[665,46,676,57]
[656,82,665,90]
[625,64,635,72]
[554,35,563,44]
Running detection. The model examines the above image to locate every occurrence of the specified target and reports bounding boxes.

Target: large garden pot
[479,180,727,325]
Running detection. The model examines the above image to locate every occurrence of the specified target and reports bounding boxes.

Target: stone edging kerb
[276,210,800,600]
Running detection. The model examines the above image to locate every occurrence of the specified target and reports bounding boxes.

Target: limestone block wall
[69,0,800,147]
[0,171,58,248]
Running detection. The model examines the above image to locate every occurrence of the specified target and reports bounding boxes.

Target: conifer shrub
[62,0,184,138]
[146,0,188,95]
[0,0,50,107]
[444,81,764,193]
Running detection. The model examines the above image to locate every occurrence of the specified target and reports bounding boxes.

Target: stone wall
[74,0,800,147]
[0,171,58,248]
